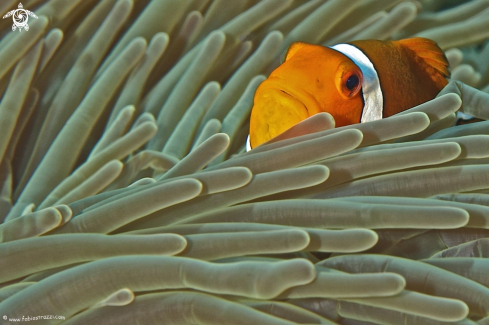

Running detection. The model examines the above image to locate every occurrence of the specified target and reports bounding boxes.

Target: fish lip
[278,89,308,108]
[260,77,319,115]
[280,89,293,97]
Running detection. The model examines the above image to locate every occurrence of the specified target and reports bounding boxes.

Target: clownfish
[247,37,449,150]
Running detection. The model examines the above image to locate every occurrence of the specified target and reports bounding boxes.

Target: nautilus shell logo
[2,3,38,32]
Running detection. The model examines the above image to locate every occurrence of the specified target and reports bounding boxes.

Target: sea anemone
[1,0,489,324]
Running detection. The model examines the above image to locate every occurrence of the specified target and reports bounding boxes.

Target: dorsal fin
[396,37,449,88]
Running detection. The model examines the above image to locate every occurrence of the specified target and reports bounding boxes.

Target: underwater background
[1,0,489,323]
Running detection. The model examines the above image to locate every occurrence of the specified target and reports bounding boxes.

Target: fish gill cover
[0,0,489,324]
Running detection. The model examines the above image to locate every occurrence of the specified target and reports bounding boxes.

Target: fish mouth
[269,88,310,121]
[273,86,306,109]
[278,89,309,109]
[250,81,313,147]
[264,77,321,116]
[280,89,294,98]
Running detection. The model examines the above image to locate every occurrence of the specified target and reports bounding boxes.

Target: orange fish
[248,37,449,150]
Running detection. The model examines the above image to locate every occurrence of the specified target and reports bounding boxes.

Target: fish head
[249,42,364,149]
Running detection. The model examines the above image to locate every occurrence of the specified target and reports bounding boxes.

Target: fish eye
[335,63,363,99]
[346,75,359,90]
[341,71,362,98]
